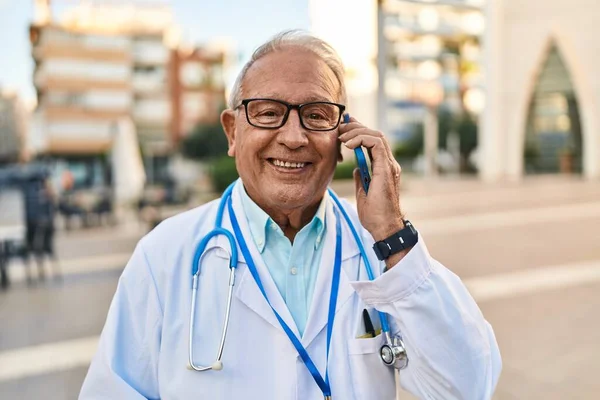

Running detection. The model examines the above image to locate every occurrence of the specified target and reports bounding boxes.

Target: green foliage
[437,109,454,150]
[209,156,239,192]
[524,142,540,160]
[180,123,229,161]
[393,129,423,159]
[523,141,540,172]
[333,162,355,180]
[455,112,478,156]
[393,109,478,161]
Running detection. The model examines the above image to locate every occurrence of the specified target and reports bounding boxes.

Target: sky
[0,0,311,106]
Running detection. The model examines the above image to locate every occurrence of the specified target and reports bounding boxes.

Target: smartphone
[343,114,371,193]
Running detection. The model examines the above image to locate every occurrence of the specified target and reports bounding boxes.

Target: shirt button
[271,222,278,230]
[316,236,322,244]
[290,267,298,275]
[257,239,263,247]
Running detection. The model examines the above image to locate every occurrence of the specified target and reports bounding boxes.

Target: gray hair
[227,30,347,109]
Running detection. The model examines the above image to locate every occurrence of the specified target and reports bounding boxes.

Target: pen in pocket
[362,309,376,338]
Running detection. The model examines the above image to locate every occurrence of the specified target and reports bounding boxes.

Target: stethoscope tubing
[327,188,392,338]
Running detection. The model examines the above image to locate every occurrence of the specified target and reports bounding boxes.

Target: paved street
[0,175,599,399]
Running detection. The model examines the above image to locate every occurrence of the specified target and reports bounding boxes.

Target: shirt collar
[239,184,328,252]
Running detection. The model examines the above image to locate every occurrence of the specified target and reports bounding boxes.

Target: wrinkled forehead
[241,48,342,104]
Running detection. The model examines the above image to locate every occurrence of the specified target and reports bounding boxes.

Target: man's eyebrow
[302,95,336,103]
[252,94,336,103]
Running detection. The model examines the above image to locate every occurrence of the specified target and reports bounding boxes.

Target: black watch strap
[372,220,419,261]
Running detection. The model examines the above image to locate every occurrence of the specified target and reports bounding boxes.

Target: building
[29,22,132,188]
[310,0,484,173]
[378,0,484,142]
[480,0,600,180]
[29,1,173,188]
[0,89,28,164]
[170,46,227,144]
[310,0,484,176]
[29,1,228,189]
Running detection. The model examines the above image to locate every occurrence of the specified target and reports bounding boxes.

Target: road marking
[342,198,600,234]
[4,199,599,285]
[8,253,131,283]
[1,258,600,383]
[413,201,600,235]
[56,223,146,243]
[0,336,98,382]
[465,260,600,303]
[4,199,600,285]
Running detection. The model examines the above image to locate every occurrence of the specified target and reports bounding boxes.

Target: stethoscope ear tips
[211,360,223,371]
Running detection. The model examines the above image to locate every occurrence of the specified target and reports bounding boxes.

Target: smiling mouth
[268,158,310,170]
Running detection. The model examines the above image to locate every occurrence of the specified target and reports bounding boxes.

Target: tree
[455,112,478,158]
[393,108,478,173]
[180,123,229,161]
[393,108,454,160]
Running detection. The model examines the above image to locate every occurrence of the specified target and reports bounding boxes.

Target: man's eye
[307,113,326,120]
[252,109,284,120]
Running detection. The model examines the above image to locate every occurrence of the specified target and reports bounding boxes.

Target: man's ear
[221,109,237,157]
[337,140,344,162]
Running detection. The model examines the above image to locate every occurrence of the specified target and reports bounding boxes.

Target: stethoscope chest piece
[380,336,409,370]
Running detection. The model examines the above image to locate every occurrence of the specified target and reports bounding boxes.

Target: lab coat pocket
[347,333,397,400]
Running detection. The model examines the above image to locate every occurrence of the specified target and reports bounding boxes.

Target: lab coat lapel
[215,182,300,338]
[301,198,358,349]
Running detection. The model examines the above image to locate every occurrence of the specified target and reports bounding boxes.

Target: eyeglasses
[237,98,346,131]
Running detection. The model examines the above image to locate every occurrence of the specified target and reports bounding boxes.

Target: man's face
[221,48,343,212]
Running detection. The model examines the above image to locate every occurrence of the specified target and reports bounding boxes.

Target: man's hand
[338,116,410,268]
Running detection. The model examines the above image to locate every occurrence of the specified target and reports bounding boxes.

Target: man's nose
[277,109,309,149]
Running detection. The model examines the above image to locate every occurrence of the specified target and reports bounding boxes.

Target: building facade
[29,24,132,157]
[311,0,484,140]
[29,2,228,188]
[0,90,28,164]
[480,0,600,180]
[378,0,484,142]
[169,47,227,144]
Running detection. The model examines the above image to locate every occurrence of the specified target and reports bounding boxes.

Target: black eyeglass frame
[236,98,346,132]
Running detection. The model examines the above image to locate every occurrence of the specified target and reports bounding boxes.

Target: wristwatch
[372,220,419,261]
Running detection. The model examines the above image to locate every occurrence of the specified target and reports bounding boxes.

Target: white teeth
[272,159,305,169]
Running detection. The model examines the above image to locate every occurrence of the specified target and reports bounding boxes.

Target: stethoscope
[187,181,408,397]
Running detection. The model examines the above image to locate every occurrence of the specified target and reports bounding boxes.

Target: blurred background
[0,0,598,399]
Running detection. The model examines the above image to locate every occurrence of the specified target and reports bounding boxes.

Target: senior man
[80,31,501,400]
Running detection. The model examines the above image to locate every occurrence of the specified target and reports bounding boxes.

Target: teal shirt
[239,187,327,337]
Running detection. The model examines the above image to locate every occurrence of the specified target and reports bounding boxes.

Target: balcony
[44,90,132,112]
[132,40,169,65]
[39,27,132,52]
[132,70,168,94]
[133,98,171,124]
[39,58,131,82]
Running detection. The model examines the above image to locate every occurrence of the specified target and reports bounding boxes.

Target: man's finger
[344,135,395,173]
[339,128,395,162]
[338,121,365,135]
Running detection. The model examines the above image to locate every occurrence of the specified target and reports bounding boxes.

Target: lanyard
[227,196,342,398]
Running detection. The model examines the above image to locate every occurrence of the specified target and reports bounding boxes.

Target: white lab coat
[80,181,501,400]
